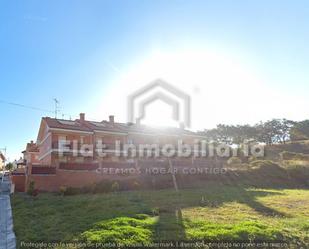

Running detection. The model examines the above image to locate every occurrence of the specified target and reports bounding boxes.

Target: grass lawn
[12,185,309,248]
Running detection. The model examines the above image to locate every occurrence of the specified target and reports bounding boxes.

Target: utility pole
[53,98,60,118]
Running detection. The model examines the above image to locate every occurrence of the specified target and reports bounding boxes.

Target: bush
[59,186,67,196]
[27,181,35,195]
[285,164,309,186]
[57,175,176,196]
[151,207,160,216]
[111,181,120,192]
[248,156,257,163]
[32,189,39,197]
[227,157,242,165]
[27,181,39,197]
[250,160,279,169]
[132,180,140,190]
[280,151,309,161]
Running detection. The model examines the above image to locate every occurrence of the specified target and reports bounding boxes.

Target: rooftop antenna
[53,98,60,118]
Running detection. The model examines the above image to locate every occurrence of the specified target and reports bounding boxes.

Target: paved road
[0,176,16,249]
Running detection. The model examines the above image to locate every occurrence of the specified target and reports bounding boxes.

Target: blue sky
[0,0,309,161]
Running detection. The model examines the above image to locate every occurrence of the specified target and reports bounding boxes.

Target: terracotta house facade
[15,113,217,192]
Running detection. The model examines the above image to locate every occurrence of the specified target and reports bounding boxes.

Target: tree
[203,118,298,145]
[204,124,259,145]
[204,124,234,144]
[276,119,295,143]
[232,124,259,144]
[5,162,13,171]
[290,120,309,141]
[253,119,295,145]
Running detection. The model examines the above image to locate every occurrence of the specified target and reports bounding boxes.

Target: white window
[59,135,67,142]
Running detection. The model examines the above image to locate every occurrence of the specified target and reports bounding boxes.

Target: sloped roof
[43,117,92,132]
[26,142,39,152]
[85,120,128,133]
[16,158,26,165]
[41,116,203,137]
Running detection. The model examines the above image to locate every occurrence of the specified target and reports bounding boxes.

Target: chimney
[109,115,114,124]
[30,140,34,144]
[80,113,85,121]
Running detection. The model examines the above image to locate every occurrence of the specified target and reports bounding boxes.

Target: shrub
[59,186,67,196]
[285,164,309,186]
[55,175,177,196]
[151,207,160,216]
[248,156,257,163]
[27,181,35,195]
[32,189,39,197]
[280,151,309,161]
[250,160,279,169]
[227,157,242,165]
[111,181,120,192]
[132,180,140,190]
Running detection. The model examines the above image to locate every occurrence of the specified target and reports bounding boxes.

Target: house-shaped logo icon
[127,79,191,128]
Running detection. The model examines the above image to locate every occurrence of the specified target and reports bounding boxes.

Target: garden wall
[25,159,224,192]
[11,174,26,192]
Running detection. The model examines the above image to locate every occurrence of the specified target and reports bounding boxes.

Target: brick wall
[24,159,222,192]
[27,169,134,192]
[11,174,26,192]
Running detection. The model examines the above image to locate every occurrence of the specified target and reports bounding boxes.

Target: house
[22,141,40,165]
[0,152,5,170]
[16,157,26,168]
[34,113,203,166]
[15,113,221,192]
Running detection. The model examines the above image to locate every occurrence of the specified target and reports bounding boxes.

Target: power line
[0,99,100,121]
[0,99,54,114]
[0,99,80,120]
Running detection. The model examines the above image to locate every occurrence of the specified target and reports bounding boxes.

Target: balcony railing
[59,163,99,171]
[31,166,56,175]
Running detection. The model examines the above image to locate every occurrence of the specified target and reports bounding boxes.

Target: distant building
[16,157,26,168]
[0,152,5,170]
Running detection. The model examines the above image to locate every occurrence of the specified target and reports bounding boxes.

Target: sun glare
[141,99,180,128]
[95,47,268,130]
